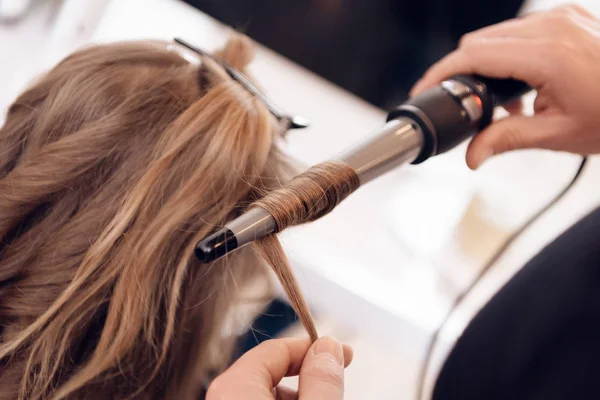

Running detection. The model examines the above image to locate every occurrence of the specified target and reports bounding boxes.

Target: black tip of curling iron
[195,228,238,263]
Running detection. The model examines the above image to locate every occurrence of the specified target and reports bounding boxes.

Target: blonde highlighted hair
[0,36,316,399]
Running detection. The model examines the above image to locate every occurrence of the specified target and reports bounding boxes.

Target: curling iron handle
[453,75,532,128]
[387,75,532,164]
[469,76,531,106]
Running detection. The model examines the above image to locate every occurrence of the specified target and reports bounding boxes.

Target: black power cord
[416,155,589,400]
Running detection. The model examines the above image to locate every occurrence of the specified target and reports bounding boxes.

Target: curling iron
[195,75,531,263]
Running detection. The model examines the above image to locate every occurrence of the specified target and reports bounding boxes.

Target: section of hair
[253,235,318,342]
[0,36,289,400]
[248,161,359,343]
[215,34,255,70]
[253,160,360,231]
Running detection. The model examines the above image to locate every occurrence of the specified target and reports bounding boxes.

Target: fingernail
[342,343,354,365]
[313,337,344,366]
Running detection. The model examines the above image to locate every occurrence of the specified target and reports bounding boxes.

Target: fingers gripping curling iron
[196,75,531,263]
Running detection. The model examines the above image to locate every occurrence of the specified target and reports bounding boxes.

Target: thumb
[298,337,345,400]
[466,115,562,169]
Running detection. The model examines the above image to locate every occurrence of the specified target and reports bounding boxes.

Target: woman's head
[0,36,312,399]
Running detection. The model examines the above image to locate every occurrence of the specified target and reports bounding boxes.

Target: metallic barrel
[336,117,423,184]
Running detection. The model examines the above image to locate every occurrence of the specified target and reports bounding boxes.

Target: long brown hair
[0,36,316,399]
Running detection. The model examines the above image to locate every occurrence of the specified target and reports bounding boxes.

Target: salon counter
[46,0,600,398]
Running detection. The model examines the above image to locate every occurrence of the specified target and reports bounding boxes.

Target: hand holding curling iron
[412,4,600,169]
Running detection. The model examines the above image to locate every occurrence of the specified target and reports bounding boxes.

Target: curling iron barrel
[195,75,531,263]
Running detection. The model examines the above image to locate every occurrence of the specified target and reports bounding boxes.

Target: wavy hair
[0,36,315,399]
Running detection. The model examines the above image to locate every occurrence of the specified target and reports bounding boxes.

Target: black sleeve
[433,206,600,400]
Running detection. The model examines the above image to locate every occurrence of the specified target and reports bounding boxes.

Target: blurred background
[2,1,600,399]
[186,0,524,108]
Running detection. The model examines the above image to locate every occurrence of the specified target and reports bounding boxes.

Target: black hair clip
[174,38,309,130]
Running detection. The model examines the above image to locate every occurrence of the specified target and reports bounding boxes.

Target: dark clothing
[433,206,600,400]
